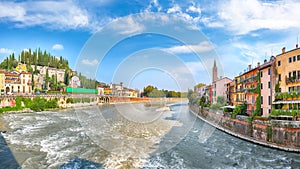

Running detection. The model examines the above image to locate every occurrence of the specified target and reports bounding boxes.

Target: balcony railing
[286,76,300,85]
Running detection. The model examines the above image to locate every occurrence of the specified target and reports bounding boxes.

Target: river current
[0,103,299,169]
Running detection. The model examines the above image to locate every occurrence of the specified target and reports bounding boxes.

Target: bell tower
[212,60,218,82]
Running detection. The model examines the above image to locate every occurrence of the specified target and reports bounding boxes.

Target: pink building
[259,56,276,117]
[212,77,232,104]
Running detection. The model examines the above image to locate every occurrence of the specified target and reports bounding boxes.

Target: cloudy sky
[0,0,300,91]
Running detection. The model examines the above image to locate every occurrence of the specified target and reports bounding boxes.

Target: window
[268,81,271,88]
[261,96,263,104]
[289,72,292,78]
[298,71,300,79]
[268,96,271,105]
[279,88,281,92]
[261,72,263,77]
[278,74,281,81]
[261,83,263,89]
[293,56,296,62]
[268,68,270,75]
[252,96,254,104]
[293,71,296,78]
[278,60,281,66]
[289,57,292,63]
[298,55,300,61]
[268,109,271,115]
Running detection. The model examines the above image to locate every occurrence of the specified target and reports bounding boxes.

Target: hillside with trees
[142,85,183,98]
[0,48,98,90]
[0,48,69,72]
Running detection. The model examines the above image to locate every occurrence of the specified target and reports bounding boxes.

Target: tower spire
[212,60,218,82]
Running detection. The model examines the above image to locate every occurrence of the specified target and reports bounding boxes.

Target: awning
[220,105,235,109]
[273,100,300,104]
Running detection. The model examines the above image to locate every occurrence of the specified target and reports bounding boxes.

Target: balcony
[286,76,300,85]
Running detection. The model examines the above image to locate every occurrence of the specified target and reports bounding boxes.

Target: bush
[66,98,74,104]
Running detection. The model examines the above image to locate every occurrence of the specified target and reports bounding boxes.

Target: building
[232,62,260,114]
[70,76,81,88]
[5,71,32,94]
[276,46,300,93]
[206,84,212,103]
[110,82,124,96]
[0,70,5,94]
[31,65,65,82]
[213,60,218,82]
[212,77,232,104]
[226,81,235,106]
[194,84,207,98]
[259,56,276,117]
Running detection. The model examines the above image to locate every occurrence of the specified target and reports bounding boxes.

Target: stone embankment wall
[190,105,300,151]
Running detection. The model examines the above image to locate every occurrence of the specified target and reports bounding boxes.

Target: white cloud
[145,0,162,12]
[82,59,99,66]
[217,0,300,34]
[185,61,205,74]
[167,4,182,14]
[110,16,144,35]
[52,44,64,50]
[0,1,89,30]
[166,3,201,24]
[186,5,201,14]
[201,17,224,28]
[163,41,214,54]
[0,48,14,54]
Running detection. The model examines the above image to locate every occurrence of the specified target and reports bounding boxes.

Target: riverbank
[189,105,300,152]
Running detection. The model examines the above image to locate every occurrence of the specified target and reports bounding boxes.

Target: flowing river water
[0,102,300,169]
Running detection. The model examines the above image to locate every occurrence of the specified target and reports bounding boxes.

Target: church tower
[212,60,218,82]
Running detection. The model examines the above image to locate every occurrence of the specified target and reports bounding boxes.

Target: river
[0,103,299,169]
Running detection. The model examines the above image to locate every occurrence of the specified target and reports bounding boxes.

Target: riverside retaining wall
[190,105,300,152]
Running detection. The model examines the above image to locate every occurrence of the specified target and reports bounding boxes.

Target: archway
[5,87,10,94]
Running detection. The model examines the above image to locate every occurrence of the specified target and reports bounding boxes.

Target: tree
[44,69,49,90]
[143,85,155,97]
[31,72,35,90]
[216,96,226,106]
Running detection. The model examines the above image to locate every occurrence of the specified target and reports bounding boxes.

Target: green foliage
[187,89,198,105]
[30,96,47,111]
[78,73,97,89]
[272,109,299,117]
[0,48,69,70]
[275,82,280,93]
[29,96,59,111]
[231,105,241,118]
[266,126,273,142]
[216,96,226,106]
[142,85,182,98]
[148,89,166,98]
[66,98,74,104]
[45,98,59,109]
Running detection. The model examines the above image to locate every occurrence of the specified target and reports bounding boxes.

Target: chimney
[248,64,251,70]
[282,47,286,54]
[297,44,299,48]
[257,62,260,67]
[264,59,267,63]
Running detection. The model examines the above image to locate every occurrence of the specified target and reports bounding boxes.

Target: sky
[1,0,300,91]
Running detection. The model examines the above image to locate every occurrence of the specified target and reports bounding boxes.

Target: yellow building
[0,70,5,95]
[276,47,300,92]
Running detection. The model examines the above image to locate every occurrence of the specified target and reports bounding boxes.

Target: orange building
[276,46,300,92]
[233,63,260,115]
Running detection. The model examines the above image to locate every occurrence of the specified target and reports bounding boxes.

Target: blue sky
[0,0,300,91]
